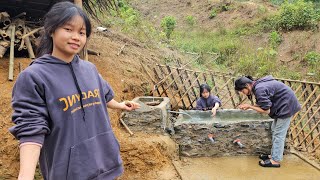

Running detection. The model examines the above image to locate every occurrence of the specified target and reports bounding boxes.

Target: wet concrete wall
[121,96,172,133]
[173,120,273,157]
[122,108,164,133]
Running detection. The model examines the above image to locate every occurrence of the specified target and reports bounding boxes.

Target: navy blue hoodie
[253,75,301,119]
[9,55,123,180]
[195,95,221,110]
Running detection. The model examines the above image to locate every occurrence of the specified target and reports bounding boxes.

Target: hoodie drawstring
[68,63,86,121]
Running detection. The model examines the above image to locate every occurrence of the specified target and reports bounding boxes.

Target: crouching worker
[195,84,221,116]
[9,2,140,180]
[235,75,301,168]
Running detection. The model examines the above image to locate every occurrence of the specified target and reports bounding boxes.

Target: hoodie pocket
[67,131,122,180]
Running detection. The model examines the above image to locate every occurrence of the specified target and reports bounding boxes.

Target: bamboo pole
[290,85,318,148]
[311,140,320,152]
[161,69,190,95]
[183,69,198,100]
[296,107,320,148]
[140,61,156,84]
[303,85,317,149]
[8,25,15,81]
[305,131,320,151]
[25,36,35,59]
[176,68,193,109]
[223,76,236,108]
[275,77,320,86]
[215,78,233,97]
[167,65,186,109]
[120,118,134,136]
[292,94,320,140]
[291,86,319,130]
[157,64,233,77]
[158,65,179,107]
[309,84,320,141]
[174,73,202,106]
[152,67,162,96]
[153,67,168,97]
[21,27,43,39]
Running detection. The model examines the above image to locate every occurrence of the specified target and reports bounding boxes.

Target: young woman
[235,75,301,168]
[195,84,221,116]
[9,2,140,179]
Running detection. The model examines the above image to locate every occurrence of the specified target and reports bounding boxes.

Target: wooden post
[74,0,88,60]
[8,25,15,81]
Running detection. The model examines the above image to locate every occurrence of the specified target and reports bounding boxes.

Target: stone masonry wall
[173,120,273,157]
[121,109,164,133]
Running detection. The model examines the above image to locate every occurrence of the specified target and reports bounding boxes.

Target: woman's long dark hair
[234,76,254,100]
[36,1,92,57]
[234,76,254,91]
[199,84,211,97]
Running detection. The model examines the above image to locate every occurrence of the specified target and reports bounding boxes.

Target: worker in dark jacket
[235,75,301,168]
[195,84,221,116]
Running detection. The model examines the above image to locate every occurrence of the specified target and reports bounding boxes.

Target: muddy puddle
[173,155,320,180]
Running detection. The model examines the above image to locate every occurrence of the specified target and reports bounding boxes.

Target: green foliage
[269,31,282,48]
[221,4,230,11]
[257,5,268,16]
[209,9,217,19]
[277,67,302,80]
[234,48,278,77]
[265,0,319,31]
[172,30,240,65]
[303,51,320,66]
[186,15,196,26]
[161,16,177,39]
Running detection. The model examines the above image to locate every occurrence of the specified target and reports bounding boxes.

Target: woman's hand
[107,99,140,110]
[211,108,217,116]
[238,104,251,110]
[122,101,141,111]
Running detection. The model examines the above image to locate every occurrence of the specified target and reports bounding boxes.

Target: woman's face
[201,89,210,99]
[52,15,87,61]
[239,84,252,96]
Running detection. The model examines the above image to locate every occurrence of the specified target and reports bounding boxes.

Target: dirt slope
[130,0,277,31]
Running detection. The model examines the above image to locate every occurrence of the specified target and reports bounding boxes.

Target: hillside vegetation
[101,0,320,81]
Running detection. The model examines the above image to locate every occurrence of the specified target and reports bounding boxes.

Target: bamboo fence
[152,64,320,154]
